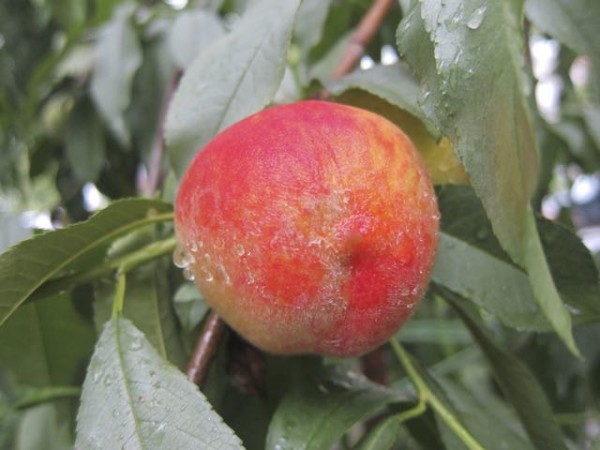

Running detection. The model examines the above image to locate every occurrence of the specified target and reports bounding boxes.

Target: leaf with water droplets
[398,0,579,356]
[76,317,243,449]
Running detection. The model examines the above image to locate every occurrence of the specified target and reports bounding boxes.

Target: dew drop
[476,227,488,240]
[146,207,159,218]
[200,266,214,282]
[235,244,246,257]
[467,6,486,29]
[172,244,195,269]
[92,369,104,384]
[216,264,231,285]
[103,373,115,386]
[183,266,196,281]
[129,336,143,351]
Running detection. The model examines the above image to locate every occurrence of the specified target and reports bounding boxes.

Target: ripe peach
[174,101,439,357]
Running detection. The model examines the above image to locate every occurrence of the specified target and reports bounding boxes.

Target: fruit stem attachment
[390,339,484,450]
[186,310,226,388]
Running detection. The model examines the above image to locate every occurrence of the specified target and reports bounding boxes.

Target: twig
[331,0,395,80]
[186,310,226,387]
[139,70,182,197]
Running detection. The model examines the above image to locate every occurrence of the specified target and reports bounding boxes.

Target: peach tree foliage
[0,0,599,449]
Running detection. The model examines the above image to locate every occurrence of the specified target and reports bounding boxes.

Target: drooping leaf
[445,293,567,450]
[266,365,406,450]
[167,10,226,70]
[65,97,106,183]
[434,185,600,328]
[90,3,142,146]
[398,1,579,354]
[0,292,95,387]
[75,317,243,449]
[0,198,172,327]
[165,0,301,177]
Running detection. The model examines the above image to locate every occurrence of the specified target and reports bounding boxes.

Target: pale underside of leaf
[76,317,243,449]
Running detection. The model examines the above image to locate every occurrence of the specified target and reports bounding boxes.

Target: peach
[174,101,439,357]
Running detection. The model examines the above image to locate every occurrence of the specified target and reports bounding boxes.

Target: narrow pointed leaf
[76,317,243,449]
[165,0,301,177]
[397,1,578,355]
[445,293,567,450]
[0,198,172,327]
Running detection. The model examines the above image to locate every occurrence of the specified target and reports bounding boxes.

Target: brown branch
[139,69,182,197]
[186,310,226,388]
[331,0,395,80]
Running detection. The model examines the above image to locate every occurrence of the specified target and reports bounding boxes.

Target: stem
[331,0,395,80]
[186,310,226,388]
[13,387,81,411]
[390,339,484,450]
[112,270,127,317]
[28,234,177,302]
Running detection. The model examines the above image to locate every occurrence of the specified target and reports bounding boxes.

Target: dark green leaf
[0,198,172,327]
[446,293,567,450]
[90,4,142,146]
[266,366,405,450]
[165,0,301,177]
[75,317,243,449]
[398,319,472,344]
[0,292,95,387]
[47,0,87,29]
[293,0,333,57]
[65,97,106,183]
[354,415,401,450]
[168,10,225,70]
[397,2,579,354]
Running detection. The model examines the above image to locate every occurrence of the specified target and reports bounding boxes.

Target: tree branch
[331,0,395,80]
[186,310,226,387]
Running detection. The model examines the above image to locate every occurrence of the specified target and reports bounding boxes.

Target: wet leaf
[398,1,579,354]
[75,317,243,449]
[165,0,301,177]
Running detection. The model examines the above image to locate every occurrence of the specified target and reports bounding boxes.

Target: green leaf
[445,293,567,450]
[47,0,87,29]
[65,97,106,183]
[90,3,142,146]
[0,292,95,387]
[173,282,208,334]
[293,0,333,57]
[434,185,600,328]
[398,1,579,354]
[0,198,172,328]
[167,10,225,70]
[15,403,74,450]
[327,63,425,124]
[398,319,472,344]
[266,366,405,450]
[165,0,301,177]
[75,317,243,449]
